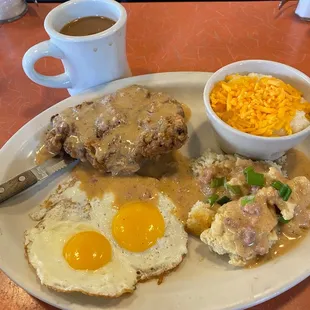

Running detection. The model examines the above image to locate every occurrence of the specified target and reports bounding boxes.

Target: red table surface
[0,1,310,309]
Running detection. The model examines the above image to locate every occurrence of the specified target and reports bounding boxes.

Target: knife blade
[0,157,77,204]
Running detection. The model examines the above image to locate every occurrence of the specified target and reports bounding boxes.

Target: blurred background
[26,0,277,2]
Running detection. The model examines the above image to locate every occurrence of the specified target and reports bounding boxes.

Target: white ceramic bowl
[203,60,310,160]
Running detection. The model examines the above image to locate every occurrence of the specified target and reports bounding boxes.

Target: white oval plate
[0,72,309,310]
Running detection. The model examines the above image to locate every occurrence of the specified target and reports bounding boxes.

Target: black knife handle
[0,170,38,204]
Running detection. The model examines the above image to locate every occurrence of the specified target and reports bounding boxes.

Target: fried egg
[25,177,188,296]
[25,221,137,296]
[91,192,188,280]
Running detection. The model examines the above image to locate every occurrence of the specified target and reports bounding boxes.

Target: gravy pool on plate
[71,151,205,224]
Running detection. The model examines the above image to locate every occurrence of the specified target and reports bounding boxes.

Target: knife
[0,157,77,204]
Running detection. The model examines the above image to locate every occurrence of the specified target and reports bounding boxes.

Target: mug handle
[22,40,72,89]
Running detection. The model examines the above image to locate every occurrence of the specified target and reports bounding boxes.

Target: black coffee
[60,16,116,36]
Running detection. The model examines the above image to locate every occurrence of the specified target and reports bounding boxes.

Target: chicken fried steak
[37,85,188,175]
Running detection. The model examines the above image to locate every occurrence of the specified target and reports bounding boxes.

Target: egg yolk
[63,231,112,270]
[112,201,165,252]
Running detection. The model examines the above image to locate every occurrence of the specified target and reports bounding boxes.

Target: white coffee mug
[22,0,131,95]
[296,0,310,20]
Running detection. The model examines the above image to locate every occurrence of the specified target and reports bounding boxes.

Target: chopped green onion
[279,184,292,201]
[210,177,225,188]
[206,194,219,206]
[271,180,283,190]
[278,215,290,224]
[272,180,292,201]
[217,196,231,206]
[241,195,255,207]
[246,171,265,187]
[243,166,254,175]
[244,167,265,187]
[225,183,242,195]
[283,189,292,201]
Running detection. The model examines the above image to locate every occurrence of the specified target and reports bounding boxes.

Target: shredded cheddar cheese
[210,74,310,137]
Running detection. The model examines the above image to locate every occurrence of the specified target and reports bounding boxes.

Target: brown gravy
[35,144,55,165]
[139,152,205,222]
[248,231,304,268]
[181,103,192,123]
[60,16,116,36]
[285,149,310,179]
[248,149,310,268]
[72,151,204,223]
